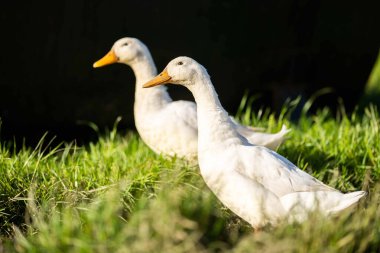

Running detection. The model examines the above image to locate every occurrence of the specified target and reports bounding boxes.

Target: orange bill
[93,50,118,68]
[143,69,172,88]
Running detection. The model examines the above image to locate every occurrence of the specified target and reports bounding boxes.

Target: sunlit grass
[1,99,380,252]
[360,49,380,106]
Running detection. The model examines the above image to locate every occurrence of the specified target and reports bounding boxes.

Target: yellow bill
[143,69,172,88]
[93,50,118,68]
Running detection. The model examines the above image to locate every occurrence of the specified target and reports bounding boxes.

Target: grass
[0,99,380,252]
[360,49,380,107]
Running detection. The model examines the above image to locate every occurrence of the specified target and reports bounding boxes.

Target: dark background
[1,0,380,145]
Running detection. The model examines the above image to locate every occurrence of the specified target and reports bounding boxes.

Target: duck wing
[236,145,337,197]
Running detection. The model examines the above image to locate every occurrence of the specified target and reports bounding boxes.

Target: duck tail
[262,124,291,150]
[330,191,367,213]
[279,124,291,136]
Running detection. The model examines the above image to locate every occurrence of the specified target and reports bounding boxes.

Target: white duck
[143,56,367,228]
[93,37,289,160]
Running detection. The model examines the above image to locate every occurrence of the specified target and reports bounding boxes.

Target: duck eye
[177,61,183,65]
[123,42,129,46]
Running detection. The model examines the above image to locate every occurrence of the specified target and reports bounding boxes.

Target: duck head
[143,56,209,88]
[93,37,149,68]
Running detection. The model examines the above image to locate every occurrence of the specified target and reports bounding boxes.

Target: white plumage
[143,56,366,228]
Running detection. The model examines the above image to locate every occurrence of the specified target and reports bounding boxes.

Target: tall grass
[1,99,380,252]
[360,49,380,106]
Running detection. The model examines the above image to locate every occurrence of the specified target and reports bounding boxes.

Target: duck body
[93,38,289,160]
[199,140,366,226]
[143,56,367,228]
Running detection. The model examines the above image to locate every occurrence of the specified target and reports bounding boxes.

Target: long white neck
[187,75,244,149]
[129,54,172,115]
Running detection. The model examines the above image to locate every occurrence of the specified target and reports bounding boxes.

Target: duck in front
[143,56,366,228]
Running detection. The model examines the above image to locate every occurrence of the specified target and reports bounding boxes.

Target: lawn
[1,99,380,253]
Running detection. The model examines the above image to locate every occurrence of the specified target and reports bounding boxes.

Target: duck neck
[188,77,242,147]
[129,55,171,113]
[130,54,157,85]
